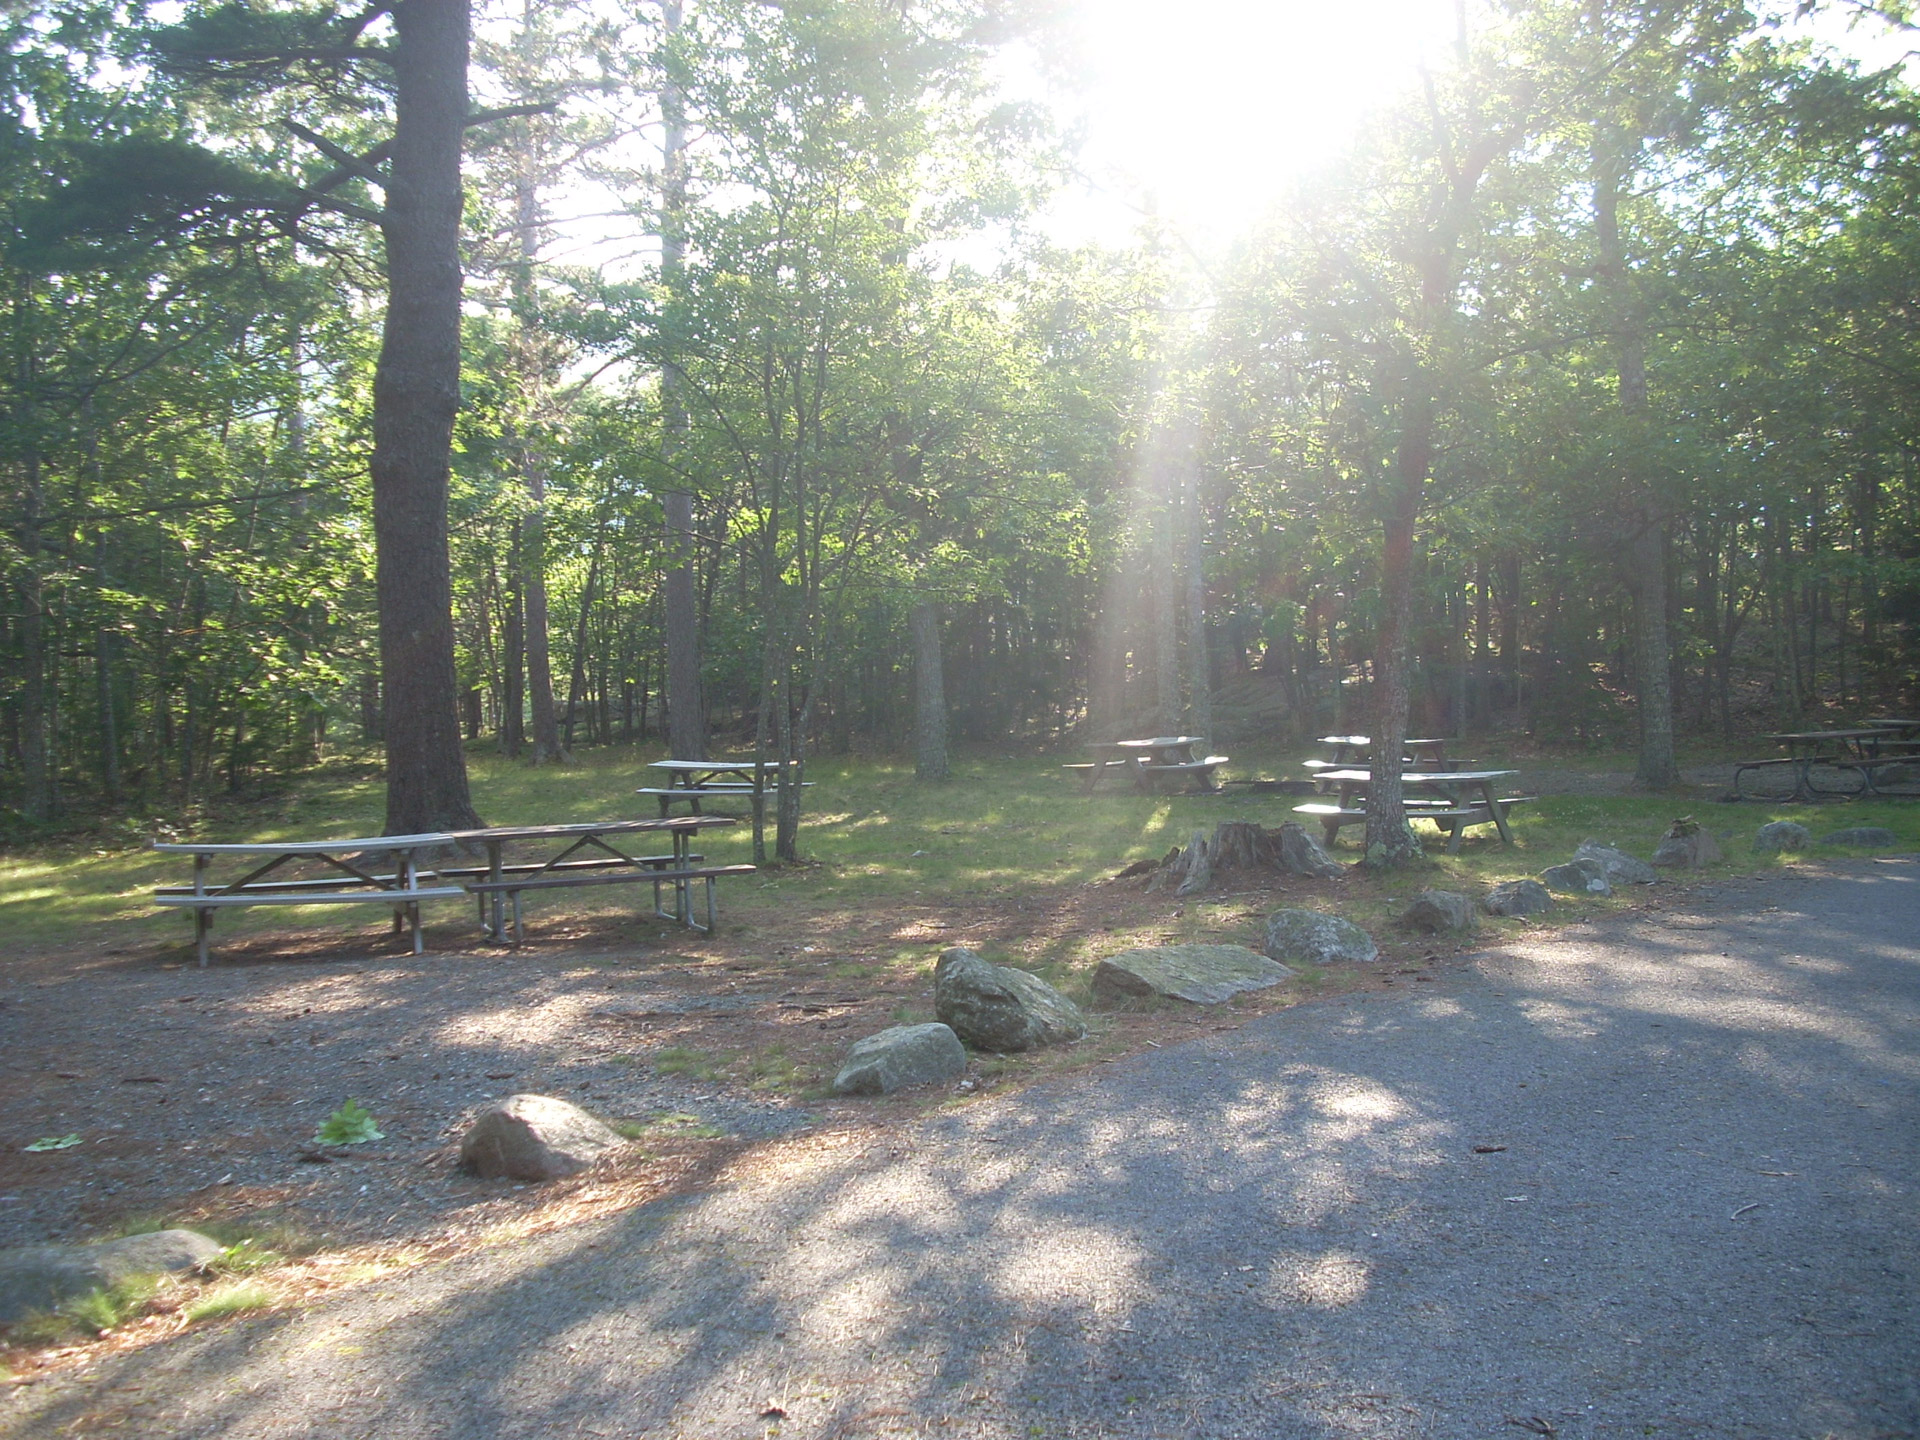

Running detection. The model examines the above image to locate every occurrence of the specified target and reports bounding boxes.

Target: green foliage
[23,1134,82,1151]
[311,1099,382,1145]
[182,1279,273,1323]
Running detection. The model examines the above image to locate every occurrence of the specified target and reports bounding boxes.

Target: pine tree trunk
[1363,387,1426,867]
[909,597,949,780]
[660,0,706,761]
[372,0,482,833]
[500,522,525,755]
[16,451,51,822]
[1183,465,1212,747]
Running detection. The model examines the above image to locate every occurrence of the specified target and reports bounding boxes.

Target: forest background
[5,0,1919,860]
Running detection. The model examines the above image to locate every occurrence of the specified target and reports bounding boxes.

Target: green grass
[181,1280,272,1324]
[5,1273,163,1344]
[3,739,1918,963]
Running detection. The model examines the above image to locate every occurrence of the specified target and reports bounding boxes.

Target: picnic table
[1294,768,1533,853]
[1736,728,1920,800]
[152,833,465,967]
[443,817,747,946]
[1313,735,1454,768]
[639,758,809,840]
[1066,736,1229,793]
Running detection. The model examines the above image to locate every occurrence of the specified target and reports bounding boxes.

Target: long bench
[1061,759,1136,790]
[467,863,757,945]
[1137,757,1229,793]
[1294,796,1537,854]
[1731,755,1866,800]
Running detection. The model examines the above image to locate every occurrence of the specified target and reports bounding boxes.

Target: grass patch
[182,1280,272,1324]
[650,1046,726,1082]
[6,1273,163,1344]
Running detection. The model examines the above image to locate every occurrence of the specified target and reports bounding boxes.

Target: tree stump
[1144,820,1342,894]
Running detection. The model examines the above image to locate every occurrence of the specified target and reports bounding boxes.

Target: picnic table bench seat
[466,862,757,943]
[1731,755,1864,800]
[1294,795,1537,854]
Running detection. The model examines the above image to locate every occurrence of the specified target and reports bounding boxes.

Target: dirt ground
[0,859,1483,1283]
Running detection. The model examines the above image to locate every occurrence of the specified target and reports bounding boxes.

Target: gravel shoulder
[5,861,1917,1440]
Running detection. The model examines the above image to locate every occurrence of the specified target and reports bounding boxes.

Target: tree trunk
[16,451,52,822]
[500,521,525,755]
[372,0,482,833]
[1363,384,1427,867]
[909,597,949,780]
[1183,463,1212,747]
[1595,130,1678,788]
[660,0,706,761]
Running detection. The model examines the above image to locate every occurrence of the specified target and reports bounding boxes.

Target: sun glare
[1044,0,1460,249]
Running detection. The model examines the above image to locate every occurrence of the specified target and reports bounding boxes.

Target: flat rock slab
[1092,944,1292,1007]
[1574,841,1657,885]
[934,948,1086,1052]
[1653,826,1724,869]
[0,1229,221,1325]
[1262,910,1379,967]
[1823,827,1898,848]
[832,1024,967,1096]
[459,1095,627,1182]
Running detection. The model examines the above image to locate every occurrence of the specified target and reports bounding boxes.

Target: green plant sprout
[24,1133,81,1151]
[312,1100,383,1146]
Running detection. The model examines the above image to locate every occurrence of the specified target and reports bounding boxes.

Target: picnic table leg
[487,840,505,941]
[192,853,210,967]
[1483,783,1515,845]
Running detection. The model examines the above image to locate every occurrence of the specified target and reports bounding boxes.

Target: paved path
[7,864,1917,1440]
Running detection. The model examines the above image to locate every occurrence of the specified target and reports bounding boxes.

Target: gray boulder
[1541,858,1612,896]
[1573,841,1658,885]
[1652,820,1724,869]
[934,947,1086,1052]
[459,1094,627,1182]
[1092,944,1292,1007]
[833,1023,968,1096]
[1484,878,1552,917]
[1402,889,1477,933]
[0,1229,221,1326]
[1754,821,1811,853]
[1262,910,1379,967]
[1822,827,1898,848]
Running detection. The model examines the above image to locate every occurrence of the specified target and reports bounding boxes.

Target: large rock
[1402,889,1477,933]
[1822,827,1898,848]
[1652,818,1724,869]
[1092,944,1293,1007]
[1484,878,1552,917]
[1541,858,1612,896]
[1754,821,1811,853]
[832,1023,967,1096]
[459,1094,627,1182]
[0,1229,221,1326]
[1573,841,1658,885]
[1262,910,1379,967]
[1274,822,1342,878]
[934,947,1086,1052]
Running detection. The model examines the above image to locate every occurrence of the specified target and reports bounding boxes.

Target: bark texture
[372,0,483,834]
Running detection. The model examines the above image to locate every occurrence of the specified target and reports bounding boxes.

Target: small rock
[0,1230,222,1325]
[1091,944,1292,1007]
[1822,827,1897,848]
[934,947,1086,1052]
[1401,889,1477,933]
[1262,910,1379,966]
[1541,859,1612,896]
[1573,841,1657,885]
[1483,878,1552,917]
[832,1024,967,1096]
[1651,818,1724,869]
[1754,821,1811,853]
[459,1094,627,1182]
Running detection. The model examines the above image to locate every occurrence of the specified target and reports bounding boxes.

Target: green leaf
[25,1133,83,1151]
[312,1100,383,1146]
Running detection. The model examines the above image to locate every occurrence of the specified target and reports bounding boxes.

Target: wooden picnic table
[1314,735,1453,768]
[1297,768,1530,852]
[153,832,464,967]
[1071,736,1228,793]
[1744,731,1889,801]
[444,817,742,945]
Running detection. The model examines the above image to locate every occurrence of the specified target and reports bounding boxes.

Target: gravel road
[6,862,1916,1440]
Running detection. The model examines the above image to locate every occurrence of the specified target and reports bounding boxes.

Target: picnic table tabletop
[152,832,453,855]
[1087,735,1205,752]
[1314,768,1517,786]
[1314,736,1449,750]
[647,758,796,775]
[445,817,732,843]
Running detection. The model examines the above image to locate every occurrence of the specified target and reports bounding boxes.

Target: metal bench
[464,863,758,945]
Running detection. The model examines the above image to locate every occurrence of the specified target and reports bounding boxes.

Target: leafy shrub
[312,1100,383,1145]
